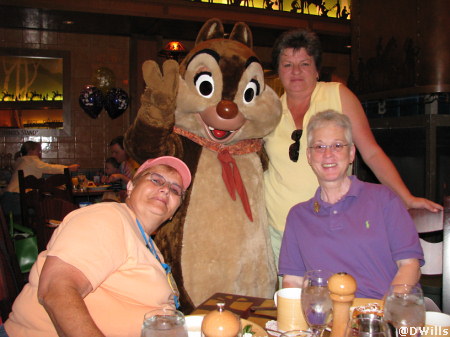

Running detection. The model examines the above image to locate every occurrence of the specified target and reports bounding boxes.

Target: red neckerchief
[174,126,262,222]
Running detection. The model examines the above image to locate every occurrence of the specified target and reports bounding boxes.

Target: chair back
[0,209,24,321]
[409,208,444,234]
[409,207,448,313]
[18,171,40,229]
[35,196,78,251]
[409,208,444,275]
[39,168,74,203]
[18,168,77,251]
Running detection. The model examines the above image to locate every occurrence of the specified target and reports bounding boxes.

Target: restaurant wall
[0,27,130,171]
[0,24,350,174]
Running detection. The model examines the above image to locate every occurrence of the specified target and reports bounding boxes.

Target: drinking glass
[345,314,391,337]
[71,176,79,190]
[141,308,188,337]
[301,270,334,337]
[77,174,86,189]
[383,284,425,337]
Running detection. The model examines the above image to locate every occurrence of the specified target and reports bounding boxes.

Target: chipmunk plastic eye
[194,72,214,98]
[243,79,260,104]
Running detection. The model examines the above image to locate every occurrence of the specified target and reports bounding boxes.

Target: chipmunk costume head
[125,18,281,311]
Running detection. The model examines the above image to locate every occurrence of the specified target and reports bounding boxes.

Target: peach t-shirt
[5,202,174,337]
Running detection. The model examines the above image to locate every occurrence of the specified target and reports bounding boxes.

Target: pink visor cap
[133,156,191,190]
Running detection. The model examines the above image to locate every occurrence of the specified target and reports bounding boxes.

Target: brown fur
[125,18,281,312]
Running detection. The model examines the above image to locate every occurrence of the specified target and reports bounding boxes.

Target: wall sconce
[158,41,188,62]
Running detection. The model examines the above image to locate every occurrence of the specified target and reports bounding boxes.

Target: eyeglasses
[289,129,303,162]
[308,143,349,153]
[142,172,184,197]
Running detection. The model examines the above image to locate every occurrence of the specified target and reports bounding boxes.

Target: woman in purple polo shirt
[279,110,423,299]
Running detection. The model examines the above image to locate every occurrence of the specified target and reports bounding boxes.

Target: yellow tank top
[264,82,342,231]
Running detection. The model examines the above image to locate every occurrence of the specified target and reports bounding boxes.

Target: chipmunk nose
[216,100,238,119]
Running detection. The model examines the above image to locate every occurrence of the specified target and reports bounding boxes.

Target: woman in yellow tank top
[264,28,442,268]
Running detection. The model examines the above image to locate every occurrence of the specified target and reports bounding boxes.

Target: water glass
[384,284,425,337]
[141,308,188,337]
[77,174,87,189]
[301,270,334,337]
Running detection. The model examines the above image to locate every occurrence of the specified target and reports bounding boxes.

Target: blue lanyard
[136,219,180,308]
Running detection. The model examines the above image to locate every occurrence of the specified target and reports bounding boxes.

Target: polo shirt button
[332,210,338,214]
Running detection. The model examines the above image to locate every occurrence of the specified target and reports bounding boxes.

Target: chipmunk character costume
[125,18,281,311]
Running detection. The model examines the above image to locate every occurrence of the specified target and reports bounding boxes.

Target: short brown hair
[272,29,322,73]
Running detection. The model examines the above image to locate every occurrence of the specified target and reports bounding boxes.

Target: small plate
[185,315,267,337]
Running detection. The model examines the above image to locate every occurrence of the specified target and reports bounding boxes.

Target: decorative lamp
[158,41,188,62]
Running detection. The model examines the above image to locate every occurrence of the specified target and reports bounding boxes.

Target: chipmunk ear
[229,21,253,48]
[195,18,224,45]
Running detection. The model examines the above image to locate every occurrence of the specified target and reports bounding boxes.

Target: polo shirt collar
[311,175,361,214]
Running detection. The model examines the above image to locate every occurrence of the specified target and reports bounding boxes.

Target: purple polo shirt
[279,176,424,299]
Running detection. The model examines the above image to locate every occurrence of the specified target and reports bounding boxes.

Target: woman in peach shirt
[2,156,191,337]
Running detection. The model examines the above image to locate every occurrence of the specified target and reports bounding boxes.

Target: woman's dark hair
[105,157,120,169]
[272,29,322,73]
[18,141,40,157]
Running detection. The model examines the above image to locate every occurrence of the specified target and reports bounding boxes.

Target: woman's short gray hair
[306,110,353,146]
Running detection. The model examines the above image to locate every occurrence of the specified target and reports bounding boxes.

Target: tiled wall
[0,26,351,176]
[0,27,131,171]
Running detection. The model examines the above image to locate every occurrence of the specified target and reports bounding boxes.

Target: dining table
[189,292,384,337]
[72,187,114,204]
[190,292,277,329]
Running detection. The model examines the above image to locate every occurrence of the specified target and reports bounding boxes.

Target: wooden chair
[408,207,448,313]
[35,168,74,203]
[0,208,24,321]
[18,171,41,229]
[18,168,77,251]
[34,196,78,251]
